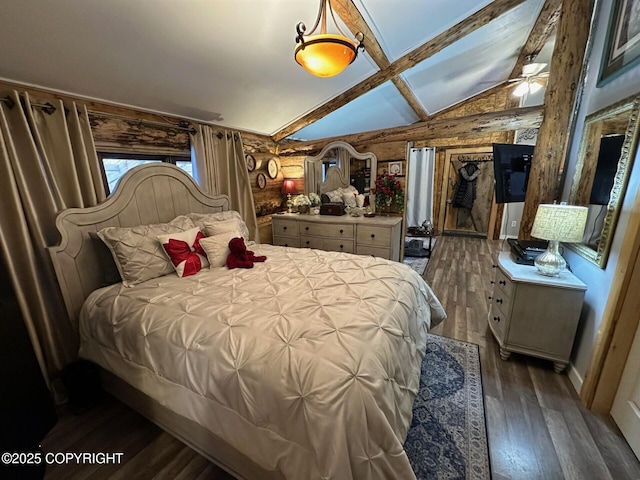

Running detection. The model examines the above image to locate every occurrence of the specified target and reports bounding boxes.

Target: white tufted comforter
[79,244,446,479]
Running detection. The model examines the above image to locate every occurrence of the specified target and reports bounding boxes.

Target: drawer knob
[305,241,310,245]
[488,296,492,300]
[284,243,288,247]
[370,234,375,238]
[305,226,309,230]
[283,226,287,230]
[496,298,503,304]
[492,264,497,268]
[490,280,495,284]
[499,280,506,286]
[339,244,344,249]
[493,316,500,322]
[340,229,344,234]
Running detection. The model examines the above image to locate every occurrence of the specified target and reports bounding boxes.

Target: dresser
[272,213,403,261]
[488,252,587,373]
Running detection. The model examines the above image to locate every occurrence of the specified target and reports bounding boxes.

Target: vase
[297,205,309,214]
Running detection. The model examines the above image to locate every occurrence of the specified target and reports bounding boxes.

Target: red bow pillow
[158,227,209,277]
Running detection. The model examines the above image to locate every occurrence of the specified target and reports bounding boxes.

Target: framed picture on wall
[388,161,403,176]
[598,0,640,86]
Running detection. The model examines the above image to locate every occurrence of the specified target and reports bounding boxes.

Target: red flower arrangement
[371,173,404,211]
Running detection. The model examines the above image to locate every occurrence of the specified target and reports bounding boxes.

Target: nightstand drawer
[494,269,514,298]
[357,225,391,247]
[273,236,299,248]
[300,222,354,239]
[489,304,508,340]
[491,289,512,318]
[272,219,298,237]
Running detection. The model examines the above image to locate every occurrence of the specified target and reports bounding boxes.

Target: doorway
[438,147,495,238]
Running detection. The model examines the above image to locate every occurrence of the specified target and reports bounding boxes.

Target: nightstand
[487,251,587,372]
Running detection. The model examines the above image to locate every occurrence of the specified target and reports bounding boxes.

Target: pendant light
[295,0,364,78]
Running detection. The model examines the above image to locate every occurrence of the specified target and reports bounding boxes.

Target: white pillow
[342,191,357,207]
[325,189,343,203]
[204,219,246,239]
[97,215,196,287]
[200,231,243,267]
[158,227,209,277]
[187,211,250,240]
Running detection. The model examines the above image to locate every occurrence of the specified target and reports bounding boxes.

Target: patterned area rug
[405,334,490,480]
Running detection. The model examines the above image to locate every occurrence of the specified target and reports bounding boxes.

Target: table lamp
[531,204,589,276]
[282,179,297,213]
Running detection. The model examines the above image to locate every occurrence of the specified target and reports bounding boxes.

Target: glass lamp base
[534,240,565,276]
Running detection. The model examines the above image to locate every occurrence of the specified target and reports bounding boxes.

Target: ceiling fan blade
[522,62,547,77]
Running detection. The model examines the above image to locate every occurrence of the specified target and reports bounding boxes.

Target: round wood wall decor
[257,172,267,189]
[267,158,279,179]
[246,154,256,172]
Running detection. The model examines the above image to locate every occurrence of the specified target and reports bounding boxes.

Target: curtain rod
[87,110,196,135]
[0,96,57,114]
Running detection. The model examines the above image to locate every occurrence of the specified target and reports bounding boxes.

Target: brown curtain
[0,90,106,384]
[191,127,260,242]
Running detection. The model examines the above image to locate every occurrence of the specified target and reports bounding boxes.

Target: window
[98,153,193,195]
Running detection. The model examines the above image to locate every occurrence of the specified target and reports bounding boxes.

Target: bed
[48,163,446,480]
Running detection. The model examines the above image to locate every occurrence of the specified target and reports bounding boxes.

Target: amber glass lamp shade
[295,34,358,78]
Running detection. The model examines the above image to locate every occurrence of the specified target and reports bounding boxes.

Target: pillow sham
[200,231,243,267]
[158,227,209,277]
[97,215,195,287]
[342,192,357,207]
[187,211,250,240]
[204,219,246,239]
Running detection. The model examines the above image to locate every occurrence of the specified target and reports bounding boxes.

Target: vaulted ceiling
[0,0,559,142]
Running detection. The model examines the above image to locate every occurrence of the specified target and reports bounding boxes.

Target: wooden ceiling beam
[277,104,543,155]
[273,0,526,142]
[509,0,562,80]
[331,0,429,120]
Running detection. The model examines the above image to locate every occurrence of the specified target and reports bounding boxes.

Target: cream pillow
[97,215,196,287]
[188,211,250,239]
[204,219,246,239]
[342,192,357,207]
[200,231,244,268]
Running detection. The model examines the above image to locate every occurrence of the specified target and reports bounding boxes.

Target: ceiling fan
[509,57,549,97]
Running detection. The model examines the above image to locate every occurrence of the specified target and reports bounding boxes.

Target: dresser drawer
[357,225,391,247]
[356,245,391,260]
[300,235,354,253]
[300,222,354,239]
[273,236,299,248]
[272,219,298,237]
[494,269,514,298]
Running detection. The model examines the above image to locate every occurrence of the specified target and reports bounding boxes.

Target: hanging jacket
[452,163,481,209]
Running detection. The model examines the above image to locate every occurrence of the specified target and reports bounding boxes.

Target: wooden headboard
[48,164,230,331]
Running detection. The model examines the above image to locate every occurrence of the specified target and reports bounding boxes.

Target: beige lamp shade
[531,204,589,243]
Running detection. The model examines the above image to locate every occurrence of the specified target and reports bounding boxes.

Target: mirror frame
[303,140,377,209]
[567,94,640,268]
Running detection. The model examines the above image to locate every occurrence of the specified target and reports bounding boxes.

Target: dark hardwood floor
[40,236,640,479]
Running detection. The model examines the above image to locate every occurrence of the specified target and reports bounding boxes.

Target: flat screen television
[493,143,535,204]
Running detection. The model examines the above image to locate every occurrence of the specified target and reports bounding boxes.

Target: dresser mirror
[566,94,640,268]
[304,141,377,209]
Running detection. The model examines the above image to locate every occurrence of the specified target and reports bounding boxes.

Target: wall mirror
[567,94,640,268]
[304,140,377,208]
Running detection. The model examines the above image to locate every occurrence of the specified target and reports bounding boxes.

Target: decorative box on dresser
[488,252,587,373]
[272,213,403,261]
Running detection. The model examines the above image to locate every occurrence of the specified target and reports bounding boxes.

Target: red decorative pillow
[158,227,209,277]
